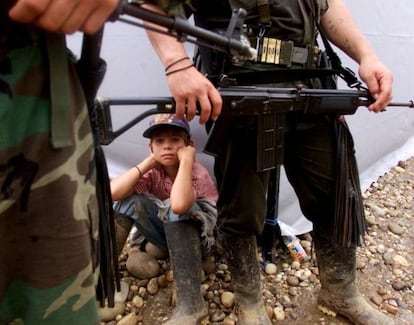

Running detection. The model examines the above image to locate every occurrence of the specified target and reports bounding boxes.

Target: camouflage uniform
[0,13,99,325]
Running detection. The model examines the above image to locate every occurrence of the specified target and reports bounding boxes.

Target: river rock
[126,251,160,279]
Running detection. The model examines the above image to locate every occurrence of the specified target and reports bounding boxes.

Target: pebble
[265,263,277,275]
[393,255,409,267]
[367,203,387,218]
[274,306,286,320]
[147,277,159,295]
[393,166,406,173]
[157,274,168,288]
[126,251,160,279]
[210,310,226,322]
[114,280,130,303]
[370,295,382,306]
[286,276,299,287]
[222,317,236,325]
[98,302,125,322]
[132,295,144,308]
[145,241,168,259]
[388,222,405,235]
[221,291,235,308]
[116,312,140,325]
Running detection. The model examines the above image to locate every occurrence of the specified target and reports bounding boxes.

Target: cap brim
[143,124,189,138]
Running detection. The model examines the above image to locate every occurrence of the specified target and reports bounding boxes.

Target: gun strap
[303,0,363,89]
[257,0,271,26]
[45,32,74,148]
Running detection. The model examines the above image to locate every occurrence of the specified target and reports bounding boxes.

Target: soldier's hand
[8,0,119,34]
[358,56,393,113]
[167,66,222,124]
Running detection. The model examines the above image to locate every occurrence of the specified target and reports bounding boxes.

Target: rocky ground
[99,157,414,325]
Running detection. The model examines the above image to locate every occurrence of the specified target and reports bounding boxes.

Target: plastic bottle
[282,235,310,262]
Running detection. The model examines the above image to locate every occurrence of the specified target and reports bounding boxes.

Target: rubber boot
[114,212,133,256]
[313,231,396,325]
[220,233,272,325]
[163,221,208,325]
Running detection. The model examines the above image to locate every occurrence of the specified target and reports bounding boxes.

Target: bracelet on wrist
[165,63,194,76]
[135,165,142,178]
[164,56,190,72]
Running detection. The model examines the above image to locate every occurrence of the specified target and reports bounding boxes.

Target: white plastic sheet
[68,0,414,235]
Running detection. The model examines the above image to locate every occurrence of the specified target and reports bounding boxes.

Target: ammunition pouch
[255,37,319,68]
[204,97,288,172]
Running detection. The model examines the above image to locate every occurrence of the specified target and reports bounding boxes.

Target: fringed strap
[76,28,120,307]
[333,117,367,247]
[95,145,120,307]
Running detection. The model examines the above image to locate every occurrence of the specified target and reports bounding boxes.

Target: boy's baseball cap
[143,114,191,138]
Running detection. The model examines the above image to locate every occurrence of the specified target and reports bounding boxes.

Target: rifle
[95,85,413,171]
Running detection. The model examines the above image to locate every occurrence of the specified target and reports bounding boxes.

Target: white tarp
[68,0,414,234]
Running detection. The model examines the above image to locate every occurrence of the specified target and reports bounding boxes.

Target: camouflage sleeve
[135,0,194,16]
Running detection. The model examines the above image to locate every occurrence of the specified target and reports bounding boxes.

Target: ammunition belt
[256,37,320,68]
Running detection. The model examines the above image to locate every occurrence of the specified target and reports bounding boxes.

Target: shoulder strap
[257,0,271,26]
[303,0,364,89]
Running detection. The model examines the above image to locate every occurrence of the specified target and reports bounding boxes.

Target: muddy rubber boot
[313,231,396,325]
[220,233,272,325]
[114,212,133,256]
[163,221,208,325]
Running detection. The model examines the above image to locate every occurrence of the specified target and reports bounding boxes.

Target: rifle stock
[96,85,413,170]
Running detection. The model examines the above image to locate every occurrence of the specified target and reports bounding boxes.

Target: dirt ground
[114,157,414,325]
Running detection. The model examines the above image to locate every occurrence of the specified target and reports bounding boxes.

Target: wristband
[135,165,142,178]
[164,56,190,72]
[165,63,194,76]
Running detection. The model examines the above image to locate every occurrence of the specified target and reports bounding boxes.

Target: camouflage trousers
[0,42,100,324]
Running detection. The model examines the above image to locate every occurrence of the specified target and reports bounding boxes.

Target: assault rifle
[95,84,413,171]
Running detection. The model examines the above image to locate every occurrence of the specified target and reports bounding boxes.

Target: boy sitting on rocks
[110,113,218,324]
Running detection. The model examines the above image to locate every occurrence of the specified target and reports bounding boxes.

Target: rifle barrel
[114,1,256,58]
[388,100,414,108]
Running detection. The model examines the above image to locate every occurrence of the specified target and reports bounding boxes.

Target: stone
[220,291,235,308]
[126,251,160,279]
[98,302,126,322]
